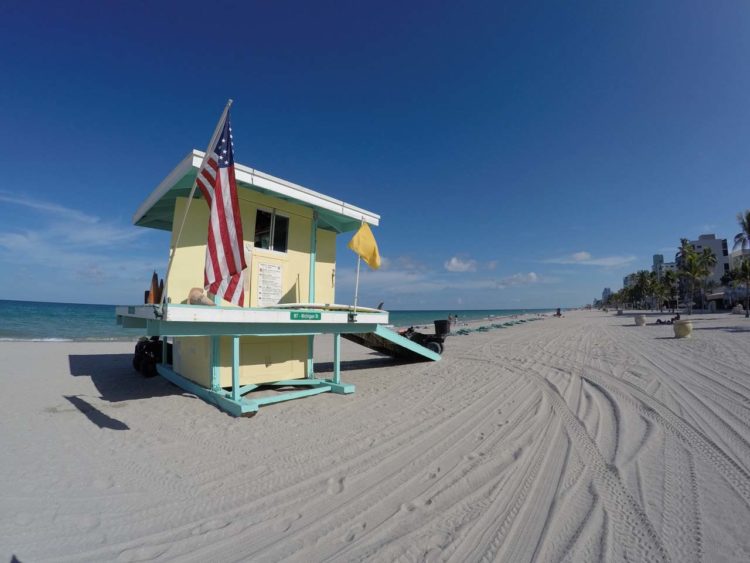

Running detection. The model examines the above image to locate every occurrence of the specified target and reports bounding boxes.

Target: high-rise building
[652,253,678,278]
[652,254,664,278]
[602,287,612,302]
[652,254,663,270]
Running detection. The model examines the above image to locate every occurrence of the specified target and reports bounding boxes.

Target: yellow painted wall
[173,336,212,386]
[224,335,307,386]
[315,229,337,303]
[169,194,336,306]
[172,335,308,388]
[168,186,336,387]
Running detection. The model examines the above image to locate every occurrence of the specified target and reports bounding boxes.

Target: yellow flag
[348,222,381,269]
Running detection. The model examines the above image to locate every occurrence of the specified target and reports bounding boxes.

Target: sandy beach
[1,310,749,562]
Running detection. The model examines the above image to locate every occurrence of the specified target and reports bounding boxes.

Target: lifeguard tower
[117,149,439,416]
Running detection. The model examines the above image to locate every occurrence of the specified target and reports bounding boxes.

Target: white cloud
[497,272,539,288]
[386,255,428,272]
[333,259,554,309]
[0,194,163,302]
[571,251,591,261]
[0,192,98,224]
[544,252,636,267]
[444,256,477,272]
[0,192,142,247]
[336,264,542,295]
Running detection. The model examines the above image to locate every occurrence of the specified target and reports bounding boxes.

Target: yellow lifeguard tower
[117,150,439,416]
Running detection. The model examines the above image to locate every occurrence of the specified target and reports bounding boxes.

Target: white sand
[1,311,749,562]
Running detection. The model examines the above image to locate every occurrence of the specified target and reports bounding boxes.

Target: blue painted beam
[144,320,380,337]
[211,336,220,391]
[373,325,441,361]
[155,364,355,417]
[156,364,259,416]
[120,316,147,329]
[307,335,315,379]
[333,333,341,384]
[309,211,317,302]
[231,336,240,401]
[266,379,329,386]
[253,385,332,406]
[238,383,258,395]
[326,381,354,394]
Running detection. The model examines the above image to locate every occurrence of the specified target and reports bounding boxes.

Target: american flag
[195,113,247,306]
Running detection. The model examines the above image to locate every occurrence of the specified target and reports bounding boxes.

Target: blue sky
[1,1,749,309]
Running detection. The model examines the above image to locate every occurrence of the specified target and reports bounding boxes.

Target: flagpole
[353,255,361,315]
[162,99,233,307]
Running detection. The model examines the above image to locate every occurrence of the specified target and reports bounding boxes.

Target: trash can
[434,319,450,336]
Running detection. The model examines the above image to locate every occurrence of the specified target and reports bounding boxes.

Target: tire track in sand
[519,333,750,509]
[577,368,750,508]
[508,363,671,563]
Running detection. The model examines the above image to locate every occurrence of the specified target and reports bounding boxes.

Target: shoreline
[0,299,555,342]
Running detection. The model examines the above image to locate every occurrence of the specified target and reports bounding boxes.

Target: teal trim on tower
[307,211,318,378]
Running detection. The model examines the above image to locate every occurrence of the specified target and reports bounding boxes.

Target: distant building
[652,254,664,277]
[623,273,637,289]
[650,254,675,279]
[677,234,730,285]
[602,287,612,302]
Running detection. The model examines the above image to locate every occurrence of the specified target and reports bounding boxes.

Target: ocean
[0,299,552,341]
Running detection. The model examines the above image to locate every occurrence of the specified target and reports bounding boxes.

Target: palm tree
[634,270,651,309]
[734,210,750,253]
[615,287,631,310]
[676,238,691,264]
[662,270,678,313]
[737,258,750,318]
[679,245,702,315]
[677,240,716,314]
[698,247,717,311]
[651,271,667,312]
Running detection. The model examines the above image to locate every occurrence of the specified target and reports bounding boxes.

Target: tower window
[254,209,289,253]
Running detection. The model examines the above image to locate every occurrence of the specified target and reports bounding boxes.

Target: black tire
[142,359,158,378]
[436,342,444,354]
[426,341,441,355]
[132,355,143,374]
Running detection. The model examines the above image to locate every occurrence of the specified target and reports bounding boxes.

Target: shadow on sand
[66,353,187,429]
[63,395,129,430]
[694,326,750,333]
[68,353,181,403]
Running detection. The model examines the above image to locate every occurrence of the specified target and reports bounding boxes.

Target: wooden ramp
[341,325,441,362]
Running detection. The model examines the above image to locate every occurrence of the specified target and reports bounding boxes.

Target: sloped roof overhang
[133,150,380,234]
